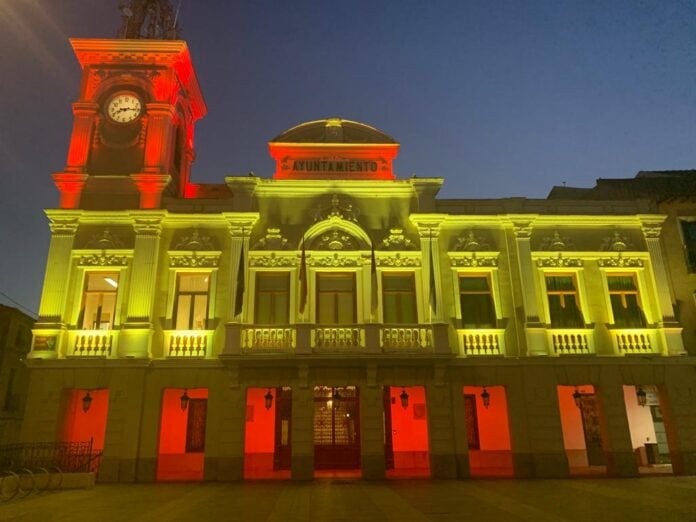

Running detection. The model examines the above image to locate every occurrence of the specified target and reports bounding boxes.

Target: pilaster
[291,385,314,480]
[412,215,447,324]
[142,103,176,174]
[661,366,696,475]
[224,216,258,325]
[65,101,99,172]
[450,382,471,478]
[120,212,165,358]
[31,211,81,359]
[640,216,685,355]
[509,217,547,356]
[595,380,639,477]
[360,384,386,479]
[425,383,457,478]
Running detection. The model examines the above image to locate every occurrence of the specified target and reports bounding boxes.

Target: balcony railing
[380,325,433,351]
[164,330,212,358]
[610,328,659,355]
[457,329,505,356]
[242,327,295,352]
[69,330,116,357]
[547,329,595,355]
[312,326,365,350]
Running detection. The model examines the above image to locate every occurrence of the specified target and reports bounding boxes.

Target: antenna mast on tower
[117,0,182,40]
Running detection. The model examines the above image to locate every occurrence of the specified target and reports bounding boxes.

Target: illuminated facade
[22,36,696,482]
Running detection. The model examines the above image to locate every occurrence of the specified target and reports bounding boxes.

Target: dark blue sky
[1,0,696,315]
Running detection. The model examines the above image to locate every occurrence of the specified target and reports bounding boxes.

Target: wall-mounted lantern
[82,391,93,413]
[573,387,582,408]
[399,388,409,409]
[636,386,647,407]
[180,389,190,411]
[264,389,274,410]
[481,387,491,409]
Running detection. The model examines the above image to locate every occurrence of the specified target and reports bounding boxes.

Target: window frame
[254,271,291,325]
[381,271,419,325]
[167,269,217,331]
[602,271,650,328]
[72,269,126,330]
[678,218,696,274]
[450,268,503,329]
[541,272,586,329]
[314,271,358,325]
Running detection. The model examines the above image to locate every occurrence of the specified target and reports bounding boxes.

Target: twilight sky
[1,0,696,315]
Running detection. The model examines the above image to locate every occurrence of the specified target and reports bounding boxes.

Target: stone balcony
[546,328,596,355]
[456,329,506,356]
[163,330,213,358]
[68,329,118,357]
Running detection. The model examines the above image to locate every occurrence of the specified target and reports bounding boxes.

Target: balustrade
[547,329,595,355]
[380,325,432,351]
[69,330,115,357]
[610,329,658,355]
[242,327,295,351]
[312,326,364,349]
[164,330,210,358]
[457,329,505,356]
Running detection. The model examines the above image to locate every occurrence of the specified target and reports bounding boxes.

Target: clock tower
[54,6,206,210]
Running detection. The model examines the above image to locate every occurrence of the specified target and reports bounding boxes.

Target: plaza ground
[0,477,695,521]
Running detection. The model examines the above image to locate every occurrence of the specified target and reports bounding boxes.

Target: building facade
[23,36,696,482]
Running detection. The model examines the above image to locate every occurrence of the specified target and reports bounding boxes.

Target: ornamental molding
[448,252,499,267]
[248,252,298,267]
[451,230,491,252]
[600,231,634,252]
[376,252,421,267]
[597,253,644,268]
[78,253,129,267]
[83,229,126,249]
[641,224,662,239]
[252,228,289,250]
[538,231,575,251]
[536,253,583,268]
[510,221,534,238]
[172,229,217,251]
[49,221,80,236]
[309,252,362,267]
[312,229,359,251]
[380,228,418,251]
[312,194,359,223]
[169,251,221,268]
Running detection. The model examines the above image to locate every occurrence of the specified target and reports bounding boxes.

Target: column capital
[223,213,260,237]
[51,173,89,209]
[129,210,166,236]
[130,174,171,209]
[505,216,538,238]
[410,213,448,238]
[638,214,666,239]
[45,209,82,236]
[71,101,99,115]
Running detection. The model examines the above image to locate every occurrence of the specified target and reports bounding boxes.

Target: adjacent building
[22,34,696,482]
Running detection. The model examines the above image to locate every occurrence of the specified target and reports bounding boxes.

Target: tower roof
[271,118,397,145]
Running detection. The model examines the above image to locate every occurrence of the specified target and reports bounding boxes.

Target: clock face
[106,93,142,124]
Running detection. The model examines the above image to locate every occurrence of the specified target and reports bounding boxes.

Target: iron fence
[0,439,102,474]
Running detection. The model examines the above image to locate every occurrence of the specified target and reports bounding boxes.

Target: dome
[271,118,397,144]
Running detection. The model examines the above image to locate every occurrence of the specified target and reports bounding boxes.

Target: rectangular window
[607,275,646,328]
[459,276,496,328]
[545,275,584,328]
[317,273,356,324]
[173,273,210,330]
[79,272,119,330]
[681,221,696,273]
[382,273,417,324]
[255,272,290,324]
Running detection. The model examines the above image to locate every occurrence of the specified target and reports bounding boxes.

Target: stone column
[640,218,685,355]
[120,212,165,358]
[291,385,314,480]
[360,384,386,479]
[65,101,98,172]
[426,383,457,478]
[31,211,81,359]
[507,368,569,477]
[595,380,639,477]
[509,218,547,356]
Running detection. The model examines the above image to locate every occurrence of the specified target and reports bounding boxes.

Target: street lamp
[480,387,491,409]
[180,389,190,411]
[399,388,409,409]
[636,386,647,407]
[82,391,93,413]
[264,388,274,410]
